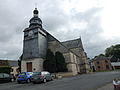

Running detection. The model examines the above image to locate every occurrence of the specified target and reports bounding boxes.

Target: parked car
[31,71,53,84]
[113,78,120,90]
[17,72,33,83]
[0,73,12,83]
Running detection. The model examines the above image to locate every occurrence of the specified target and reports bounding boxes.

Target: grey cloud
[0,0,119,60]
[47,7,105,58]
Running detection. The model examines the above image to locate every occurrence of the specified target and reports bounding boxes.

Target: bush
[55,51,68,72]
[43,49,68,73]
[43,49,56,73]
[0,66,11,74]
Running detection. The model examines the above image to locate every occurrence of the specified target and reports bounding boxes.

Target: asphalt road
[0,71,120,90]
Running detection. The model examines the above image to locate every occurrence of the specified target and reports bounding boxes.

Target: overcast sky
[0,0,120,60]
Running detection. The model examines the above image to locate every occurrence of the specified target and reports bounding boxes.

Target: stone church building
[21,8,89,75]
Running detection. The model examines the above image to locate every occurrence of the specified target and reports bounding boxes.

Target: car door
[46,72,51,80]
[4,73,10,81]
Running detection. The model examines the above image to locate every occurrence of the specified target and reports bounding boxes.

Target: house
[0,60,18,76]
[93,56,112,71]
[9,60,19,76]
[111,62,120,70]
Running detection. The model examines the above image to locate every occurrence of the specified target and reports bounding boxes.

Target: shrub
[0,66,11,74]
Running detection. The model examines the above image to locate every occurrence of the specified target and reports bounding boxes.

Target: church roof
[62,38,84,50]
[47,33,70,53]
[47,33,84,58]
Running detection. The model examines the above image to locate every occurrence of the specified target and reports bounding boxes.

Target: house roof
[94,56,111,61]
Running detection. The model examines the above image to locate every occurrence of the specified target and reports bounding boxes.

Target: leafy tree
[43,49,56,73]
[0,66,11,74]
[105,44,120,59]
[99,54,105,57]
[55,51,67,72]
[43,50,68,73]
[94,54,105,59]
[0,61,11,74]
[18,60,21,73]
[18,54,23,73]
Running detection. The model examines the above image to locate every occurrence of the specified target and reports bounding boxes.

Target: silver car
[31,71,53,84]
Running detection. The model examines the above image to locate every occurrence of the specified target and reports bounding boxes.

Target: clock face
[28,31,34,37]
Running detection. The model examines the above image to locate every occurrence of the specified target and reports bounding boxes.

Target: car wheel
[51,78,53,81]
[32,82,36,84]
[11,78,14,82]
[43,78,46,83]
[26,79,30,83]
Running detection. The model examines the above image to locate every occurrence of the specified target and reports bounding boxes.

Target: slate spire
[29,8,42,28]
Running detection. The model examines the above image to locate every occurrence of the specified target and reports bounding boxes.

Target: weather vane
[35,2,37,8]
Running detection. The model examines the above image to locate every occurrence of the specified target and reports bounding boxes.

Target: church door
[27,62,32,72]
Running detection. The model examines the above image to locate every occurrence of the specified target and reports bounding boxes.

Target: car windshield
[0,73,3,78]
[27,72,33,75]
[32,72,41,76]
[19,72,26,75]
[19,72,34,75]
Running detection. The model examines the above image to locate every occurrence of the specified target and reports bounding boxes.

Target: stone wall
[70,48,90,73]
[47,34,79,75]
[23,28,47,60]
[93,59,112,71]
[10,66,18,76]
[21,58,44,72]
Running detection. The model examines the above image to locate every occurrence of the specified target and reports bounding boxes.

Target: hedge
[0,66,11,74]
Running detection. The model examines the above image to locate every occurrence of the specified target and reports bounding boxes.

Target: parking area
[0,71,119,90]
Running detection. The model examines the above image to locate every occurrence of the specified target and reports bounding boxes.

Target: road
[0,71,120,90]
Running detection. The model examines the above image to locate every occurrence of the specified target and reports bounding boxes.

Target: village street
[0,71,119,90]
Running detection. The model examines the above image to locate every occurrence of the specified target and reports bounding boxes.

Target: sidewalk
[96,83,113,90]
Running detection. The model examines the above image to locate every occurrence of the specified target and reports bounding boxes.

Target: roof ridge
[62,38,80,43]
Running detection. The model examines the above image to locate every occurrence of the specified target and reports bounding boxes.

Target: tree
[18,54,23,73]
[98,54,105,57]
[55,51,67,72]
[43,49,56,73]
[43,50,68,73]
[0,66,11,74]
[94,54,105,59]
[105,44,120,60]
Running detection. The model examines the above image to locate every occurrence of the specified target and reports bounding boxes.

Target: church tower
[21,8,47,72]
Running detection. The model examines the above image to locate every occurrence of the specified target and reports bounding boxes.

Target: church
[21,8,89,75]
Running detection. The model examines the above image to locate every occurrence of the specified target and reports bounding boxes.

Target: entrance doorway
[26,62,32,72]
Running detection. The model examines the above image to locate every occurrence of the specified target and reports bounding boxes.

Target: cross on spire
[35,3,37,9]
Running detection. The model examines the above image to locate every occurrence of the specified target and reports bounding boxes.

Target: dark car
[17,72,33,83]
[0,73,12,83]
[31,71,53,84]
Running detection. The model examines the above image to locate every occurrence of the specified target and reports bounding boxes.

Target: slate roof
[47,33,71,53]
[94,56,111,61]
[47,34,56,42]
[62,38,84,50]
